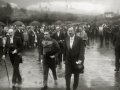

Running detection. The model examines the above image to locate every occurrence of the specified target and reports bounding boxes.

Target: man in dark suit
[63,27,84,90]
[0,25,3,55]
[14,26,24,44]
[2,29,23,89]
[28,26,35,48]
[52,26,65,68]
[40,30,60,90]
[38,28,44,63]
[113,27,120,72]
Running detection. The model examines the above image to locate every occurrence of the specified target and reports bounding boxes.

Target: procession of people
[0,21,120,90]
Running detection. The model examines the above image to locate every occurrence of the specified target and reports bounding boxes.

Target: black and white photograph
[0,0,120,90]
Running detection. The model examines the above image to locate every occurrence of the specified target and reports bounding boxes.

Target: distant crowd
[0,22,119,54]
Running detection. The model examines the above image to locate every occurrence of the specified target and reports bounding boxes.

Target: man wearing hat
[2,29,23,88]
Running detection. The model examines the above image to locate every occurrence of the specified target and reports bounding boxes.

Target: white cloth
[10,37,13,44]
[18,29,20,32]
[99,26,103,35]
[70,35,75,49]
[57,31,60,37]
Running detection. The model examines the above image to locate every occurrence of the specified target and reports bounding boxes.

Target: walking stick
[3,58,11,88]
[49,72,52,79]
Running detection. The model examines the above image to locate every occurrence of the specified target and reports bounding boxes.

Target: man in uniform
[39,30,60,90]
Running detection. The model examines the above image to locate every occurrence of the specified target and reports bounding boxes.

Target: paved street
[0,41,120,90]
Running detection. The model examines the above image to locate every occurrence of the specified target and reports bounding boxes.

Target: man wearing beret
[39,30,60,90]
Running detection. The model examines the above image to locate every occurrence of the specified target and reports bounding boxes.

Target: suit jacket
[64,35,84,73]
[3,36,23,63]
[52,31,65,41]
[52,31,65,53]
[112,32,120,49]
[0,29,3,46]
[14,29,24,43]
[39,38,60,59]
[37,33,44,45]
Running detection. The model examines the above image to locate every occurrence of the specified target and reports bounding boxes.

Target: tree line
[0,3,119,26]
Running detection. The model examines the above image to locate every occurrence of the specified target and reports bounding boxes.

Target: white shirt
[70,35,75,49]
[18,29,20,32]
[10,36,13,44]
[57,31,60,37]
[99,26,103,35]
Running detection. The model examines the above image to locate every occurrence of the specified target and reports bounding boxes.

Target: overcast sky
[2,0,120,14]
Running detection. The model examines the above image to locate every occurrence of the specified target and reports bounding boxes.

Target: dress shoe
[12,86,16,90]
[17,87,21,90]
[114,69,119,72]
[41,86,47,90]
[18,80,22,85]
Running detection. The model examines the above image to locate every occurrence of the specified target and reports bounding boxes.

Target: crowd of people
[0,22,119,52]
[0,21,120,90]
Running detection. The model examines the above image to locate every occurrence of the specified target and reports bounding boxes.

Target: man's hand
[41,59,43,64]
[76,60,82,64]
[12,49,17,54]
[63,61,65,64]
[50,55,55,58]
[2,55,5,60]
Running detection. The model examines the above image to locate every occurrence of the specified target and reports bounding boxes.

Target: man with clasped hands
[39,30,60,90]
[63,27,84,90]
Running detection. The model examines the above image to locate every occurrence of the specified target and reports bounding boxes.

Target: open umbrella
[30,21,40,26]
[13,21,24,26]
[0,22,4,26]
[55,20,62,25]
[65,21,72,24]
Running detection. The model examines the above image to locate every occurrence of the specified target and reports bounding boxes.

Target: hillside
[0,0,7,7]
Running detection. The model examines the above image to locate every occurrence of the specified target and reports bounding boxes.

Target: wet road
[0,42,120,90]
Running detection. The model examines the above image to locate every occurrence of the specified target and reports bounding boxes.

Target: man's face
[68,28,75,37]
[44,32,50,39]
[79,27,83,32]
[56,28,60,32]
[40,29,44,33]
[8,30,14,37]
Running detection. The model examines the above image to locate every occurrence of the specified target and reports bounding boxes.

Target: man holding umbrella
[2,29,23,89]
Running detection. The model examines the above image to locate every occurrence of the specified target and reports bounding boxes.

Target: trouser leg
[65,73,71,90]
[49,59,57,80]
[43,61,49,86]
[73,72,80,90]
[65,63,72,90]
[12,56,20,84]
[58,53,62,64]
[115,51,120,70]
